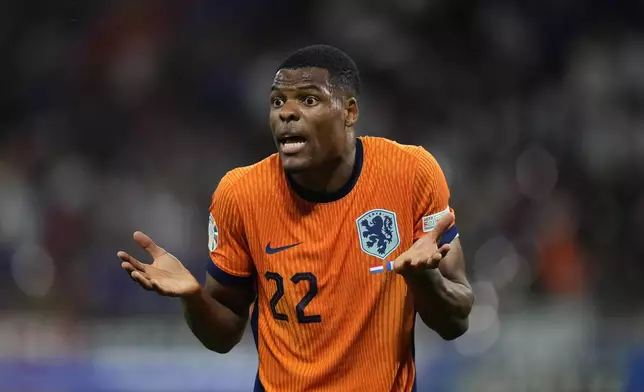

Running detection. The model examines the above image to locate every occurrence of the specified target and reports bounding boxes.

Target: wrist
[403,267,441,279]
[181,284,204,301]
[403,268,443,287]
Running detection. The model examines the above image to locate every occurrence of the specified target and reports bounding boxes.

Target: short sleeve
[412,147,459,246]
[207,174,254,286]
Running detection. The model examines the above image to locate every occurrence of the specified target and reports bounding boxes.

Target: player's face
[269,67,350,173]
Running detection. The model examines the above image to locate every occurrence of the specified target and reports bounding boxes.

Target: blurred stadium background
[1,0,644,391]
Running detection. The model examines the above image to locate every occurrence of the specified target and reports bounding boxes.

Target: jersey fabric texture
[207,136,458,392]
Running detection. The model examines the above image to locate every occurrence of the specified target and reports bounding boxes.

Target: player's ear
[344,96,358,128]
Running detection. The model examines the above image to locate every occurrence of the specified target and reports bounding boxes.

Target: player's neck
[290,140,357,194]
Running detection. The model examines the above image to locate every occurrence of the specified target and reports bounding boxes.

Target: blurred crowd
[2,0,643,317]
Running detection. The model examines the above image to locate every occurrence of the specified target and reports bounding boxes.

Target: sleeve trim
[207,260,253,286]
[438,224,459,247]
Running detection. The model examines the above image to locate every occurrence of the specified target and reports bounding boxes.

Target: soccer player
[119,45,474,392]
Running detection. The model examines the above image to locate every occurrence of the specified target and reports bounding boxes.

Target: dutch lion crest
[356,209,400,259]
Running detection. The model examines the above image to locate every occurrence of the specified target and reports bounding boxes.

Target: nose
[279,102,300,123]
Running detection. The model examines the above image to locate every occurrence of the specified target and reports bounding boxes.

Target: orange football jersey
[207,137,458,392]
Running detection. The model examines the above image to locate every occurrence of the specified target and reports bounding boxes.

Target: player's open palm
[393,213,455,275]
[118,231,200,297]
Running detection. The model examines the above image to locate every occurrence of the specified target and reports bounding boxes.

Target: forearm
[181,288,248,353]
[404,269,473,340]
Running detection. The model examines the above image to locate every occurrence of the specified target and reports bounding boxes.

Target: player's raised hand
[393,213,455,275]
[118,231,201,297]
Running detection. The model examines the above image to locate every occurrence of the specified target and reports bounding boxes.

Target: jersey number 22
[264,271,322,324]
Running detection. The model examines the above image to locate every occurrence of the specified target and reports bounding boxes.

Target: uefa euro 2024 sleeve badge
[208,214,219,252]
[356,209,400,260]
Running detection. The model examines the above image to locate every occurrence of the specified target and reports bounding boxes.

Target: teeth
[282,138,305,144]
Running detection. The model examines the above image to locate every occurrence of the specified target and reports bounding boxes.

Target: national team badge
[356,209,400,260]
[208,214,219,252]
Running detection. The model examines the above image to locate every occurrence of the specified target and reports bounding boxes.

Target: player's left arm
[394,147,474,340]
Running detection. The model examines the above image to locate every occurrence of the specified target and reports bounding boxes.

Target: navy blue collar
[286,138,363,203]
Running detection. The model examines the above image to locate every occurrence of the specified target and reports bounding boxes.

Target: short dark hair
[277,45,360,97]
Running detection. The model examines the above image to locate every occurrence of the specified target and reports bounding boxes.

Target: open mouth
[279,135,307,155]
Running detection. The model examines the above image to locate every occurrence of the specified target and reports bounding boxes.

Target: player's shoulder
[215,154,281,198]
[360,136,436,166]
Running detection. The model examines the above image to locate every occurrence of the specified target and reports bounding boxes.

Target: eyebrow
[271,84,326,93]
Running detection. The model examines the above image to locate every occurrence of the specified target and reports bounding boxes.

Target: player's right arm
[119,172,255,354]
[180,273,254,353]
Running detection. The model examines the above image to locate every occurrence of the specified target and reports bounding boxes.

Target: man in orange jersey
[119,45,474,392]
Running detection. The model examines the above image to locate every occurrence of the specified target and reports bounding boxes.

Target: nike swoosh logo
[265,242,301,255]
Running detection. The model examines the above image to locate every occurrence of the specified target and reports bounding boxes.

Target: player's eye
[271,97,285,108]
[302,96,319,107]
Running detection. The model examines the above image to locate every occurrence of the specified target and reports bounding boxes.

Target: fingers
[149,279,177,297]
[118,251,153,288]
[393,246,450,274]
[431,212,455,241]
[121,262,137,275]
[393,256,412,274]
[130,270,154,291]
[118,246,170,294]
[438,243,451,258]
[394,255,439,273]
[120,258,151,285]
[133,231,167,258]
[117,251,147,272]
[122,264,171,296]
